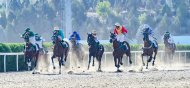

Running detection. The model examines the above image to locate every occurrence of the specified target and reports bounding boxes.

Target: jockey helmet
[73,31,77,34]
[92,30,97,35]
[54,26,59,31]
[165,31,170,34]
[115,22,121,27]
[25,28,30,31]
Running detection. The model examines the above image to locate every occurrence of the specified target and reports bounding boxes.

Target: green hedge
[0,43,190,72]
[1,43,190,53]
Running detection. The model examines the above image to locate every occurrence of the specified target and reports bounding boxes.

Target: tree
[96,1,111,18]
[155,14,169,36]
[138,13,147,25]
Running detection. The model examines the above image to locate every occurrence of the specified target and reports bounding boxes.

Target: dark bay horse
[109,32,132,72]
[87,33,104,71]
[22,34,39,74]
[142,32,158,69]
[51,35,69,74]
[70,37,85,68]
[163,36,176,62]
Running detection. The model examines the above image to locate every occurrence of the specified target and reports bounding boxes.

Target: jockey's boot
[152,41,158,48]
[60,42,66,48]
[122,41,128,50]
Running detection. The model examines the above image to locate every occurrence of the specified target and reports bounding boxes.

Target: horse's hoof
[148,59,152,62]
[130,61,132,64]
[97,70,102,72]
[120,62,123,65]
[146,67,148,69]
[152,63,155,66]
[143,63,145,66]
[53,67,56,69]
[92,64,95,66]
[59,72,61,74]
[117,69,122,72]
[78,66,80,68]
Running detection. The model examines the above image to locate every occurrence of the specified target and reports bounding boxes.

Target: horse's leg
[51,55,56,69]
[127,52,132,64]
[34,52,39,68]
[28,58,32,71]
[32,54,39,74]
[152,50,157,66]
[117,57,121,72]
[98,57,102,71]
[146,57,149,69]
[146,56,152,69]
[87,55,91,70]
[120,56,123,65]
[92,56,95,66]
[114,56,117,67]
[58,57,61,74]
[141,54,145,66]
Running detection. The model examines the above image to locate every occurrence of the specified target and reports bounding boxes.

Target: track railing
[1,51,190,72]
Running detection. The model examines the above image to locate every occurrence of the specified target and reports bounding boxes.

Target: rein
[143,42,153,49]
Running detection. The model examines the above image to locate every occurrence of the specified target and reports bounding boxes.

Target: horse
[51,34,69,74]
[141,32,158,69]
[87,33,104,71]
[163,36,176,63]
[109,32,132,72]
[22,34,39,74]
[70,37,85,68]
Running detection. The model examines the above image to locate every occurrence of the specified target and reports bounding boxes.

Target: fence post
[178,52,181,63]
[185,52,187,64]
[16,55,19,71]
[161,51,163,63]
[104,53,107,66]
[4,55,6,72]
[135,52,137,65]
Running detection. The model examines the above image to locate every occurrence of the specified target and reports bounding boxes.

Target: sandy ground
[1,53,190,88]
[0,67,190,88]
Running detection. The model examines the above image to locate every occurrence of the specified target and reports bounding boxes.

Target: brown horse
[51,35,69,74]
[70,37,85,68]
[109,32,132,72]
[163,36,176,63]
[22,34,39,74]
[142,32,158,69]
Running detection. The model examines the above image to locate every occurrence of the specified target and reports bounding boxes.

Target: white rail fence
[0,51,190,72]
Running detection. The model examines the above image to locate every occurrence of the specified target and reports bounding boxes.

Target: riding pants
[29,36,39,51]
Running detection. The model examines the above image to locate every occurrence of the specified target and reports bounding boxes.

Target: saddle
[60,40,68,48]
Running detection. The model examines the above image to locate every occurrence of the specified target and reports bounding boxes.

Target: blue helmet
[73,31,77,34]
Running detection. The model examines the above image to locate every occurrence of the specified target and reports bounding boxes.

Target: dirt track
[0,68,190,88]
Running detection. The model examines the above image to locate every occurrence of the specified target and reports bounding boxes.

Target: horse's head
[23,32,30,42]
[87,33,95,46]
[70,36,77,46]
[143,32,149,42]
[25,42,36,53]
[109,32,117,43]
[52,33,61,44]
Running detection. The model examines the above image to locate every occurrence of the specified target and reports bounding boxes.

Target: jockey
[92,30,99,44]
[69,31,81,45]
[113,22,128,49]
[164,31,174,44]
[22,28,38,51]
[35,33,44,50]
[52,26,67,48]
[142,24,158,48]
